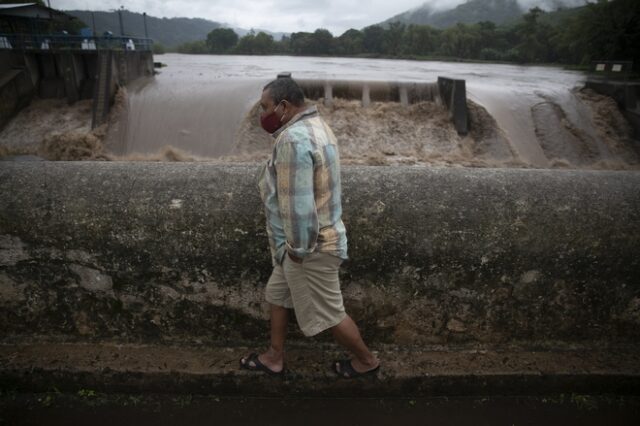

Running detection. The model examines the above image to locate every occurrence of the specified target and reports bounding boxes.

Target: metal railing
[0,33,153,52]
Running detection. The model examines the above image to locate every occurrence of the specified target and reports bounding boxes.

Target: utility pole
[143,12,148,39]
[91,12,96,37]
[118,6,125,36]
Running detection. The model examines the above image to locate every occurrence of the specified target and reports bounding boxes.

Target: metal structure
[0,33,153,51]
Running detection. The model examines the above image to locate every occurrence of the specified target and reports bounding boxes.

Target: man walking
[240,77,380,378]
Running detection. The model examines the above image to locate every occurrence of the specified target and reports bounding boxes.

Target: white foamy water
[108,54,636,168]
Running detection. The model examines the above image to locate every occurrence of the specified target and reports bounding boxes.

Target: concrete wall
[586,80,640,140]
[0,52,36,130]
[117,50,154,85]
[438,76,468,135]
[0,50,153,131]
[0,163,639,348]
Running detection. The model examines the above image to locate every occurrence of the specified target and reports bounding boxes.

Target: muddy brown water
[1,394,639,426]
[1,55,638,169]
[106,54,638,169]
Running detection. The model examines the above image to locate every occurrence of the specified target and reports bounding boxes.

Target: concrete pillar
[60,53,79,104]
[323,82,333,107]
[438,76,469,135]
[399,85,409,107]
[362,83,370,107]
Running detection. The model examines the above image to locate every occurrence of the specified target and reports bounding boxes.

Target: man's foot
[239,350,284,375]
[333,358,380,379]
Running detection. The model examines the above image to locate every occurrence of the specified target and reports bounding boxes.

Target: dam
[1,54,640,403]
[94,54,640,170]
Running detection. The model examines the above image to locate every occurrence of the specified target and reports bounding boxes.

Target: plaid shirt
[257,105,348,265]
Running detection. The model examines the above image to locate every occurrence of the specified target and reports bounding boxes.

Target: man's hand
[288,252,303,264]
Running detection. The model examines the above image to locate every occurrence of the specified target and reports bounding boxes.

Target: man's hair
[263,78,305,107]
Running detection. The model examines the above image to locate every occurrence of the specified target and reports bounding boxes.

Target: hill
[382,0,585,28]
[65,10,223,48]
[64,10,287,48]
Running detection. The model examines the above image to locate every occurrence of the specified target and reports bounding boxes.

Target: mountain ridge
[381,0,584,28]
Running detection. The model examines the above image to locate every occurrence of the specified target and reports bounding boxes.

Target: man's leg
[331,315,379,373]
[241,262,293,373]
[241,303,288,373]
[262,303,288,371]
[284,253,379,374]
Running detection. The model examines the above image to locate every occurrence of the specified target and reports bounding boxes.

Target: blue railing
[0,33,153,52]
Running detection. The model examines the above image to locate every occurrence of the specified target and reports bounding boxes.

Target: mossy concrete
[0,162,639,349]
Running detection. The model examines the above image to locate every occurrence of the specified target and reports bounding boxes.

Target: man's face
[260,89,281,120]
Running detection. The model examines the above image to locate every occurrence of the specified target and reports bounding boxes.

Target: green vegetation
[152,42,166,55]
[206,28,239,53]
[177,0,639,71]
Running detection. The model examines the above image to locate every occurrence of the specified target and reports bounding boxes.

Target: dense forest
[176,0,639,71]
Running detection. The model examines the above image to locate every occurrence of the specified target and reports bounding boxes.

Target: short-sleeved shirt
[257,105,348,265]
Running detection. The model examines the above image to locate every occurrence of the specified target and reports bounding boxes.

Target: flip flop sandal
[333,359,380,379]
[239,352,284,376]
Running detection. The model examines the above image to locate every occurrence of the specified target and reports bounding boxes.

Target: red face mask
[260,103,284,134]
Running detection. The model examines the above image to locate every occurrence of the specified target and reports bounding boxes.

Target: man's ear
[279,100,290,120]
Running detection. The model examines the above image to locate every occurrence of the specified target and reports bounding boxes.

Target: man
[240,77,380,378]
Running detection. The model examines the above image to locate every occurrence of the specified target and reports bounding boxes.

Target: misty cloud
[53,0,591,35]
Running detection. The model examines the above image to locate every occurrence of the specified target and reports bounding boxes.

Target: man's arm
[275,139,318,261]
[257,163,288,264]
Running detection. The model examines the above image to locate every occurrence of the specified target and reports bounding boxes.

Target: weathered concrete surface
[0,162,639,350]
[1,343,639,397]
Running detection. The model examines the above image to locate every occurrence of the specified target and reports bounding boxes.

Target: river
[110,54,638,169]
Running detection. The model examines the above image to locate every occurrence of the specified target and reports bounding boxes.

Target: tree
[235,31,274,55]
[206,28,238,54]
[556,0,640,69]
[403,24,438,56]
[362,25,385,54]
[438,23,482,59]
[152,42,166,54]
[335,29,363,55]
[176,40,208,54]
[253,31,275,54]
[382,22,405,56]
[514,7,556,63]
[289,31,313,54]
[310,28,334,55]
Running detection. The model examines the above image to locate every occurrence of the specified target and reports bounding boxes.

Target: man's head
[259,77,306,134]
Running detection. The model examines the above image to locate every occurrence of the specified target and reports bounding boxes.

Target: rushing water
[114,54,636,168]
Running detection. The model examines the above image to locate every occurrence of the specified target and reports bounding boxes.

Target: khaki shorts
[265,252,346,337]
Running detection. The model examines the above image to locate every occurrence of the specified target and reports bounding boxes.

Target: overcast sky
[50,0,587,35]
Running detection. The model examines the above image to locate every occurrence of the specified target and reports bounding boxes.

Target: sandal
[333,359,380,379]
[239,352,284,376]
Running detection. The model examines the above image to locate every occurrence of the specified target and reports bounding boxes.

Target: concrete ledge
[1,163,639,348]
[1,343,639,396]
